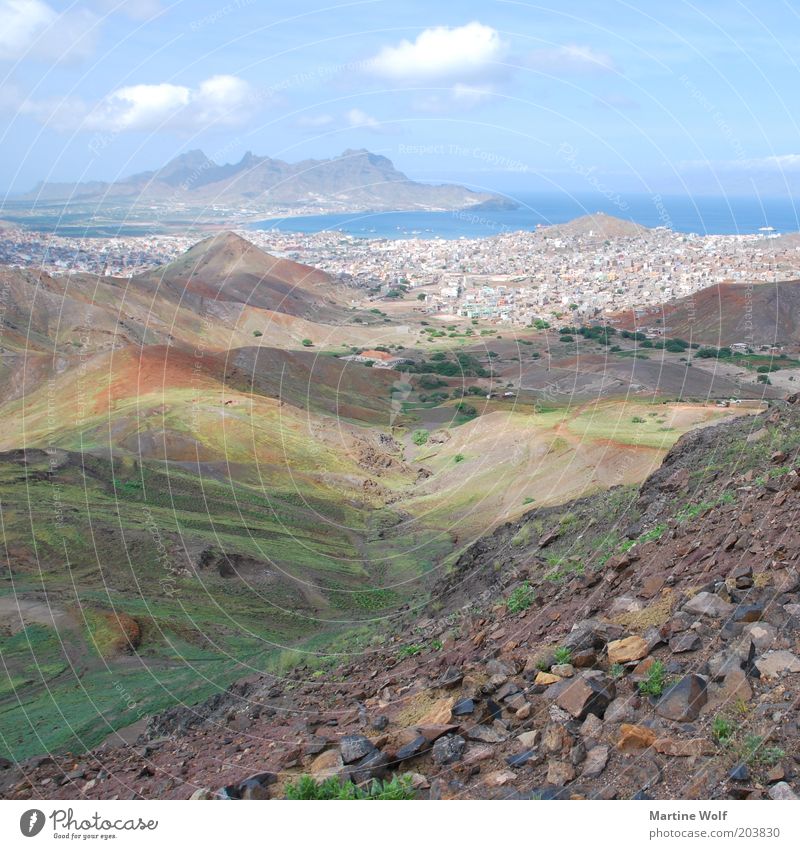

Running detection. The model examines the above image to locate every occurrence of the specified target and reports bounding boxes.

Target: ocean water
[252,193,800,239]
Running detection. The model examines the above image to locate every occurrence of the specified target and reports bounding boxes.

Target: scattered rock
[555,673,616,720]
[517,730,541,748]
[339,735,376,764]
[607,636,649,665]
[582,744,610,778]
[579,713,603,740]
[755,651,800,678]
[729,763,750,782]
[546,761,576,786]
[604,696,639,724]
[506,749,537,768]
[653,738,715,757]
[438,667,463,688]
[670,632,700,653]
[394,735,430,762]
[432,734,466,766]
[309,749,345,779]
[189,787,215,800]
[484,769,517,787]
[683,592,734,619]
[655,675,708,722]
[466,725,506,744]
[730,564,754,589]
[451,698,475,717]
[352,749,390,784]
[768,782,799,800]
[617,724,656,752]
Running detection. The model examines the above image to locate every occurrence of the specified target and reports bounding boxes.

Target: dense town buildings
[2,223,799,323]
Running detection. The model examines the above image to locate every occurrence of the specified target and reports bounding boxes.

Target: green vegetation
[741,735,785,766]
[454,453,465,463]
[506,581,535,613]
[511,524,531,546]
[553,645,572,665]
[285,775,415,800]
[412,429,429,446]
[610,663,625,680]
[712,715,735,742]
[638,524,666,544]
[397,644,423,658]
[302,338,314,347]
[638,660,667,697]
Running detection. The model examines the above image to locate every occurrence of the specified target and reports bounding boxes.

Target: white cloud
[368,22,508,83]
[346,108,381,130]
[85,75,255,132]
[18,74,257,132]
[412,83,496,114]
[294,109,392,134]
[0,0,98,62]
[526,44,617,74]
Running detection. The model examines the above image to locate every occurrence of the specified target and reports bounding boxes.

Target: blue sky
[1,0,800,197]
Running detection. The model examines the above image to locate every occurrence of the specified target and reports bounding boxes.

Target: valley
[0,223,779,769]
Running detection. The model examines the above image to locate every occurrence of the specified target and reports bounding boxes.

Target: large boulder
[682,592,734,619]
[655,674,708,721]
[607,635,649,665]
[755,650,800,678]
[339,734,376,764]
[432,734,466,765]
[617,724,656,752]
[556,672,616,719]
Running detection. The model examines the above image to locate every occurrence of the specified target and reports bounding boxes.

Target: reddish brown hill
[133,231,347,321]
[101,343,397,424]
[613,279,800,347]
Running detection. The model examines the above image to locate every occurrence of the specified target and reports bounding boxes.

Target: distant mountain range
[21,148,513,213]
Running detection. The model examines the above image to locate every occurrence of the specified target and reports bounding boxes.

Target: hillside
[613,279,800,347]
[0,233,386,357]
[0,232,792,798]
[546,213,648,239]
[4,401,800,800]
[20,149,507,212]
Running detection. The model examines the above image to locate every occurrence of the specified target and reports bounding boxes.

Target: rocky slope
[3,402,800,801]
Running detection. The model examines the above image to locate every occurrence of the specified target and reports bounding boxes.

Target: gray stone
[395,735,430,761]
[432,734,466,765]
[708,650,742,680]
[768,782,799,800]
[683,592,734,619]
[466,724,506,744]
[604,696,638,724]
[738,623,777,653]
[729,763,750,781]
[670,632,701,653]
[755,650,800,677]
[452,698,475,716]
[582,744,610,778]
[339,734,376,764]
[352,749,390,784]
